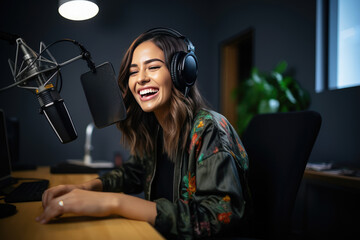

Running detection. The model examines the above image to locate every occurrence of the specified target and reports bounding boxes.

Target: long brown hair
[117,30,208,160]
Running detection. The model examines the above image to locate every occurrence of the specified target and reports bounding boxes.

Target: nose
[136,68,150,85]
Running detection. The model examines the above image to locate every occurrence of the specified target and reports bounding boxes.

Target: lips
[138,87,159,101]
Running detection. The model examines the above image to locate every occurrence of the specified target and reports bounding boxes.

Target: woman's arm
[114,193,157,225]
[39,155,150,224]
[80,178,103,191]
[41,178,103,208]
[43,153,146,209]
[37,190,157,225]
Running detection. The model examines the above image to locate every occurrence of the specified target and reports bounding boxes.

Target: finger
[42,190,48,208]
[42,188,52,208]
[37,198,66,224]
[37,200,64,224]
[43,185,69,208]
[43,188,56,208]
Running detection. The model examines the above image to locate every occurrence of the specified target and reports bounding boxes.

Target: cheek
[163,81,173,102]
[128,78,137,96]
[161,72,173,92]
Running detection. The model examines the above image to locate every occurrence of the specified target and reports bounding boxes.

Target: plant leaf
[285,89,297,104]
[258,99,279,113]
[233,60,310,135]
[274,60,287,74]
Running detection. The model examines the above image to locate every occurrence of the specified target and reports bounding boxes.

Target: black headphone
[145,27,198,97]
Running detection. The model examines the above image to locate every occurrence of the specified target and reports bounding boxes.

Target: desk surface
[304,169,360,190]
[0,167,164,240]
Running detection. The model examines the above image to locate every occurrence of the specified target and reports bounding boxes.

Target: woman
[37,28,252,239]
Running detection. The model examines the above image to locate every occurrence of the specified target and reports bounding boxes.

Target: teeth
[139,88,158,96]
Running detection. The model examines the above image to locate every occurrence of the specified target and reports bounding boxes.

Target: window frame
[316,0,360,93]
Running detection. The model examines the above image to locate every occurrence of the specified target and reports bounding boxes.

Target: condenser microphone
[14,38,77,143]
[37,88,78,143]
[2,35,126,142]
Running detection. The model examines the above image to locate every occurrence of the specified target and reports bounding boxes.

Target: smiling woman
[37,27,253,239]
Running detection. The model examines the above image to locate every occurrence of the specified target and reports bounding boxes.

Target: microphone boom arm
[2,38,94,93]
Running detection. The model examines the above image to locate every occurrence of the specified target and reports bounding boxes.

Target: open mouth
[139,88,159,99]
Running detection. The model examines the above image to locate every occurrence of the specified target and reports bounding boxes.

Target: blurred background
[0,0,359,238]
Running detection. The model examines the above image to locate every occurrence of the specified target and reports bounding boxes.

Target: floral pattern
[182,172,196,201]
[213,147,219,154]
[218,212,232,224]
[216,195,233,224]
[194,221,211,237]
[197,120,204,129]
[198,153,204,165]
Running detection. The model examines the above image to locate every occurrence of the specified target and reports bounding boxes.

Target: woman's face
[128,41,172,118]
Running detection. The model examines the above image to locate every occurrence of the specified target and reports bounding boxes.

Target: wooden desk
[304,169,360,190]
[0,167,164,240]
[299,169,360,237]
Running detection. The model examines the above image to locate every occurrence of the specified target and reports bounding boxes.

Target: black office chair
[241,110,322,239]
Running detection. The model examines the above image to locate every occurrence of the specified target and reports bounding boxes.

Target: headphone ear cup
[170,51,198,92]
[181,52,198,87]
[170,51,183,90]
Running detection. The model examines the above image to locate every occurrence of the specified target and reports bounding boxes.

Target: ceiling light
[58,0,99,21]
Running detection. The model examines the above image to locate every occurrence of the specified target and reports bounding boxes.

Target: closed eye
[129,71,138,76]
[149,66,161,71]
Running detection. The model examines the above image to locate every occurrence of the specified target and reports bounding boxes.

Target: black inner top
[151,131,174,202]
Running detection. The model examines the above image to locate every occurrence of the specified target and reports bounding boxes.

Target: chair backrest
[242,110,321,239]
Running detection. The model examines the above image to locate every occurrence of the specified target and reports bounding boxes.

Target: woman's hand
[37,187,157,225]
[36,189,118,224]
[42,179,103,208]
[37,177,156,225]
[42,184,82,208]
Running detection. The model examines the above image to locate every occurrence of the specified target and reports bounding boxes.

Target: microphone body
[37,88,77,143]
[17,38,77,143]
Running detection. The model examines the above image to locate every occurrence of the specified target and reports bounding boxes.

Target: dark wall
[1,0,359,169]
[208,0,360,168]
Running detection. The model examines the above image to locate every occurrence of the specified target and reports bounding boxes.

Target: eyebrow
[130,58,165,68]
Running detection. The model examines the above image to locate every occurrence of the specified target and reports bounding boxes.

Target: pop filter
[81,62,126,128]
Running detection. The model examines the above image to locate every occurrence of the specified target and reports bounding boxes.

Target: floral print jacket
[99,109,252,239]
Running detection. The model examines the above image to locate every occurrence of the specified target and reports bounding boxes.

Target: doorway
[220,28,254,128]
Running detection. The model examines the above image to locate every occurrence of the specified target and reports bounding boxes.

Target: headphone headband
[145,27,195,52]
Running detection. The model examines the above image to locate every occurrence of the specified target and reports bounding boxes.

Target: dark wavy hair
[117,30,208,160]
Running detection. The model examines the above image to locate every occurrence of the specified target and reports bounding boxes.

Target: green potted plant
[232,61,311,136]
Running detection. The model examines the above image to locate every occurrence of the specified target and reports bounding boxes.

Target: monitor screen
[0,109,12,186]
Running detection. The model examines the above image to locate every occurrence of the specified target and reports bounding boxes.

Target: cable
[56,70,63,93]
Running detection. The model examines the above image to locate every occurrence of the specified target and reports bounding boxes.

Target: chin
[141,108,153,113]
[138,104,156,113]
[137,100,161,113]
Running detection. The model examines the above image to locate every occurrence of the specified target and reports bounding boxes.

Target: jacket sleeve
[154,116,251,239]
[99,155,146,194]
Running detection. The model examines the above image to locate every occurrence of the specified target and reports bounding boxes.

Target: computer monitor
[5,117,19,163]
[0,109,13,189]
